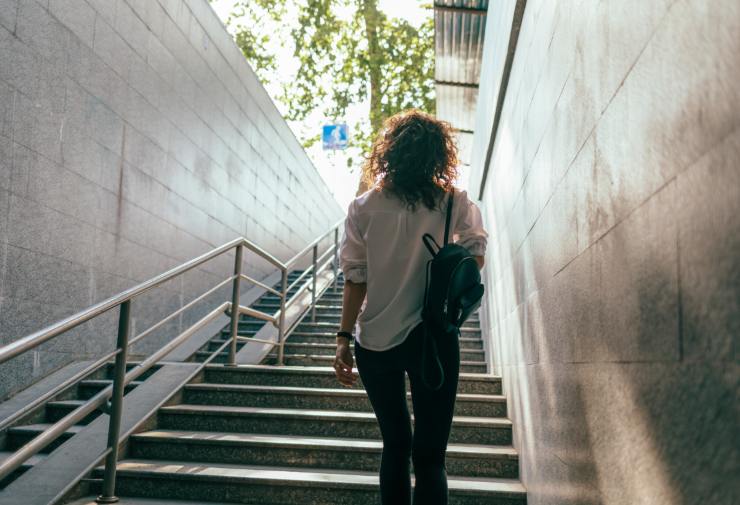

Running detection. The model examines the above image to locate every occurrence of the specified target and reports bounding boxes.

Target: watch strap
[337,331,354,341]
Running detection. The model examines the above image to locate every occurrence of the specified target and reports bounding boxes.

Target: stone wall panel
[0,0,342,398]
[473,0,739,502]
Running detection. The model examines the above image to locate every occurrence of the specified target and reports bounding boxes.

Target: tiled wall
[471,1,738,503]
[0,0,343,398]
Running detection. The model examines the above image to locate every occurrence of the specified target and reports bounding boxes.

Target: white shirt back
[339,186,488,351]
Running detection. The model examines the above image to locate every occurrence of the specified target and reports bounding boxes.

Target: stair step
[129,430,519,479]
[288,332,484,349]
[193,350,242,364]
[106,459,525,504]
[294,314,347,322]
[158,405,512,445]
[198,354,229,364]
[235,321,271,328]
[45,399,101,425]
[219,329,260,337]
[245,307,282,316]
[203,364,502,394]
[262,353,488,373]
[281,341,485,359]
[102,362,161,381]
[259,292,315,302]
[199,351,488,370]
[238,315,275,322]
[304,303,480,318]
[252,294,299,305]
[214,330,485,349]
[296,313,481,324]
[77,379,143,400]
[67,497,237,505]
[6,423,84,452]
[0,451,46,488]
[182,383,506,417]
[294,322,482,335]
[206,341,250,352]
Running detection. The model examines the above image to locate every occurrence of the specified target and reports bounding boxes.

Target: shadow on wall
[485,211,602,505]
[482,135,738,504]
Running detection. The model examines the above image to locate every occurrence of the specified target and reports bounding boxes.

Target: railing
[0,219,344,503]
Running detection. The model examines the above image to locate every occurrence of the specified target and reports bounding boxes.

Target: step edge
[159,405,513,426]
[110,459,527,495]
[131,430,519,458]
[185,383,506,401]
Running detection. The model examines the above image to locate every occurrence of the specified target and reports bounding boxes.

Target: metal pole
[227,245,243,366]
[96,301,131,504]
[277,269,288,366]
[333,227,339,293]
[311,245,318,322]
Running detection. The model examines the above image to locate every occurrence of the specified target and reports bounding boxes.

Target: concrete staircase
[0,363,158,487]
[98,276,526,504]
[191,270,308,364]
[0,272,307,491]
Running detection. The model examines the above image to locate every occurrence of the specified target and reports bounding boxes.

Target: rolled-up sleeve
[339,200,367,283]
[453,191,488,256]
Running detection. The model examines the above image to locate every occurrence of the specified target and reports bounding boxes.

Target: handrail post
[277,269,288,365]
[227,245,244,366]
[333,227,339,292]
[96,300,131,504]
[311,245,318,322]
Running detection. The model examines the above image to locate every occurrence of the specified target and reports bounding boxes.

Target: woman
[333,109,488,505]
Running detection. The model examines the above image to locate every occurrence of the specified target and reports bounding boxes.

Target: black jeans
[354,322,460,505]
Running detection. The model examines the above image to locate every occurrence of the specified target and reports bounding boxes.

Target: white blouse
[339,186,488,351]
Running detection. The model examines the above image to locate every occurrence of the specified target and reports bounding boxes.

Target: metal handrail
[0,219,342,366]
[0,303,228,489]
[284,219,343,270]
[286,265,315,294]
[129,276,237,348]
[0,238,247,365]
[238,305,277,324]
[288,253,336,308]
[0,348,120,433]
[239,273,282,297]
[0,218,345,503]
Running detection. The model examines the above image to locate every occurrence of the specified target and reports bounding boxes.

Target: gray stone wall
[471,1,739,504]
[0,0,343,398]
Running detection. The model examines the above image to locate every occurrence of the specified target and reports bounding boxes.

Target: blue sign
[322,124,349,150]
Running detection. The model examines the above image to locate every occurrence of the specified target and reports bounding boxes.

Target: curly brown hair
[362,109,459,211]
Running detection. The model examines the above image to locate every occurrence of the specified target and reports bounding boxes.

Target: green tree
[222,0,287,86]
[224,0,435,179]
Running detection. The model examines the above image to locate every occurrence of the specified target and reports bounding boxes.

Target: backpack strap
[422,233,441,256]
[422,189,455,257]
[444,188,454,245]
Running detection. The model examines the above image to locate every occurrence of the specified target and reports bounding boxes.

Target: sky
[209,0,431,211]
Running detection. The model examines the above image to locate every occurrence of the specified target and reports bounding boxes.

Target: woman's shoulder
[350,186,395,214]
[441,186,474,210]
[450,185,472,201]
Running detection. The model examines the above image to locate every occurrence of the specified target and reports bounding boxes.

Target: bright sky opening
[209,1,432,211]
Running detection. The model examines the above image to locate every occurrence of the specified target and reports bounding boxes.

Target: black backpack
[420,189,485,390]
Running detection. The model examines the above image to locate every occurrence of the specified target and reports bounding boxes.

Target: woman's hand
[334,339,357,387]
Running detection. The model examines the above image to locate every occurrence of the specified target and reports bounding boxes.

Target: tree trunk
[357,0,383,195]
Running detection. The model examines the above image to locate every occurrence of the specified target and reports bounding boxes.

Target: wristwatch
[336,331,354,342]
